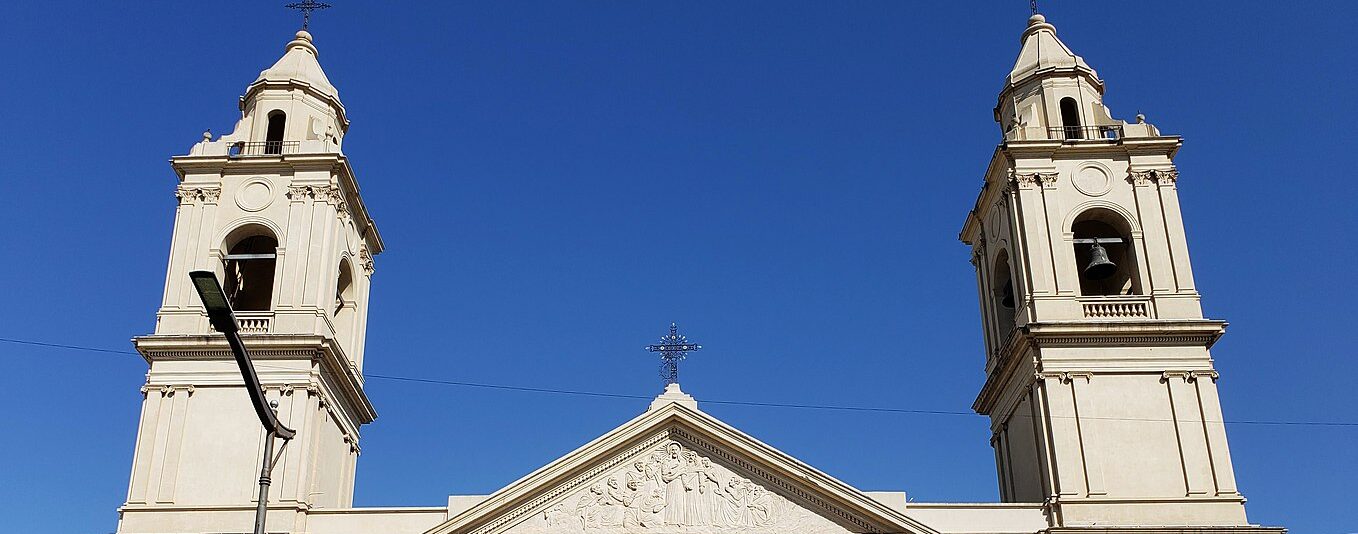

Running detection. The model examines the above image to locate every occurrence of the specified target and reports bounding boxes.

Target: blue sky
[1,1,1355,533]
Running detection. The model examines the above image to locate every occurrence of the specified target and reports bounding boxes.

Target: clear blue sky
[1,1,1354,533]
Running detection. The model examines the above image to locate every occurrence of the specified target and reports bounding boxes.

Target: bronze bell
[1084,242,1117,280]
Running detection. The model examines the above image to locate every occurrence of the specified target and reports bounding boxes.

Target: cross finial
[285,0,331,31]
[1030,0,1039,16]
[645,323,702,386]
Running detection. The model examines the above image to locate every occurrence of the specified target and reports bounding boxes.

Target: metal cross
[1030,0,1039,16]
[645,323,702,386]
[285,0,331,31]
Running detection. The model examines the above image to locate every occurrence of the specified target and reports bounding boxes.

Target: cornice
[168,153,383,256]
[996,66,1106,111]
[959,147,1010,245]
[241,78,350,130]
[133,333,376,425]
[973,320,1228,414]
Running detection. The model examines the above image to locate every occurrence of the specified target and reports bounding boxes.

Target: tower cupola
[997,15,1159,142]
[190,31,348,157]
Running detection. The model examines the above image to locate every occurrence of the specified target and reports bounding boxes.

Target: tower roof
[251,30,339,102]
[1006,14,1099,87]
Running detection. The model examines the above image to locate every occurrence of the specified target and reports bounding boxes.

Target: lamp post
[189,271,296,534]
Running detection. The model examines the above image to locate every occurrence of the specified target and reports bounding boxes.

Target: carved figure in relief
[680,451,708,526]
[545,504,571,528]
[577,485,606,529]
[506,439,846,534]
[660,443,687,525]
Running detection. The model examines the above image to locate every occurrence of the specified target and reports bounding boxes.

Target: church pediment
[426,396,938,534]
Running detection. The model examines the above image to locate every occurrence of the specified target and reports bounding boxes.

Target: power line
[2,336,1355,428]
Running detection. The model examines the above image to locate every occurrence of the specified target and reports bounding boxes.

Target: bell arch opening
[265,111,286,154]
[1059,97,1083,139]
[223,230,278,311]
[991,250,1017,345]
[1071,209,1140,296]
[334,259,358,351]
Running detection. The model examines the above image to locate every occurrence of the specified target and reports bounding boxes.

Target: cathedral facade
[114,13,1286,534]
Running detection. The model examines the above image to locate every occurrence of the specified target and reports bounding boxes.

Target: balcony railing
[235,312,273,334]
[1048,124,1123,141]
[1079,296,1151,319]
[229,141,300,157]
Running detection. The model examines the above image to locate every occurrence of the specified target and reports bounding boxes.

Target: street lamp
[189,271,295,534]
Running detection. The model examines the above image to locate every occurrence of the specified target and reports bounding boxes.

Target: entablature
[169,153,384,255]
[133,333,376,431]
[973,320,1228,415]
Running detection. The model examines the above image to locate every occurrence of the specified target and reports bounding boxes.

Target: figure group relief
[506,440,850,534]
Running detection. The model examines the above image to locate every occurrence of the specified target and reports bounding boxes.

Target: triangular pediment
[426,400,938,534]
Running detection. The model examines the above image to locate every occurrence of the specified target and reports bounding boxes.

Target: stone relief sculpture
[507,441,851,534]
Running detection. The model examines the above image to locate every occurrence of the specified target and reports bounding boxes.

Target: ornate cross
[285,0,331,31]
[646,323,702,386]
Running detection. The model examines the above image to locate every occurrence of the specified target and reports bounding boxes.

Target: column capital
[175,186,221,205]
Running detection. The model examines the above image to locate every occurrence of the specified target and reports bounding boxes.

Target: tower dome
[250,30,339,102]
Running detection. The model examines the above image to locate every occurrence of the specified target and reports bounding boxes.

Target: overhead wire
[2,336,1354,428]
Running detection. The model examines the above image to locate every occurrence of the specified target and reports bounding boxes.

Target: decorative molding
[1071,162,1113,197]
[288,184,351,220]
[1036,372,1093,384]
[234,178,274,212]
[159,385,195,397]
[1128,168,1178,186]
[1160,371,1191,383]
[471,433,672,534]
[672,428,878,534]
[175,186,222,205]
[1040,334,1220,348]
[1009,170,1058,188]
[1060,199,1143,233]
[358,245,375,275]
[478,428,884,534]
[287,184,340,202]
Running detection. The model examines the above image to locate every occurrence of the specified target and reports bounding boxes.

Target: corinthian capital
[175,186,221,205]
[359,246,375,275]
[1129,168,1178,186]
[1009,169,1058,188]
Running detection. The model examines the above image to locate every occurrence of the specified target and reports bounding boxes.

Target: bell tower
[117,29,383,533]
[959,14,1272,531]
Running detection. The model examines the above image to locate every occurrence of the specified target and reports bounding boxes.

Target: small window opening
[1072,219,1138,295]
[224,235,278,311]
[1059,97,1083,140]
[265,111,286,154]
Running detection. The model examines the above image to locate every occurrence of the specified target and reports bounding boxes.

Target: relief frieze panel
[500,436,858,534]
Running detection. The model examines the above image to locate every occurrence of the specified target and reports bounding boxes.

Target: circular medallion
[1073,164,1111,197]
[236,178,274,212]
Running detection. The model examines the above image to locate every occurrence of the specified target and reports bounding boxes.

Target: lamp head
[189,271,238,333]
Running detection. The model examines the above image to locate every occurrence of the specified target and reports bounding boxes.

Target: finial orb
[1028,14,1046,25]
[295,30,313,42]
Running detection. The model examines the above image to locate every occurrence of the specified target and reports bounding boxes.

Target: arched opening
[333,260,358,351]
[991,250,1017,345]
[1072,210,1140,296]
[223,234,278,311]
[265,111,286,154]
[1059,97,1083,140]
